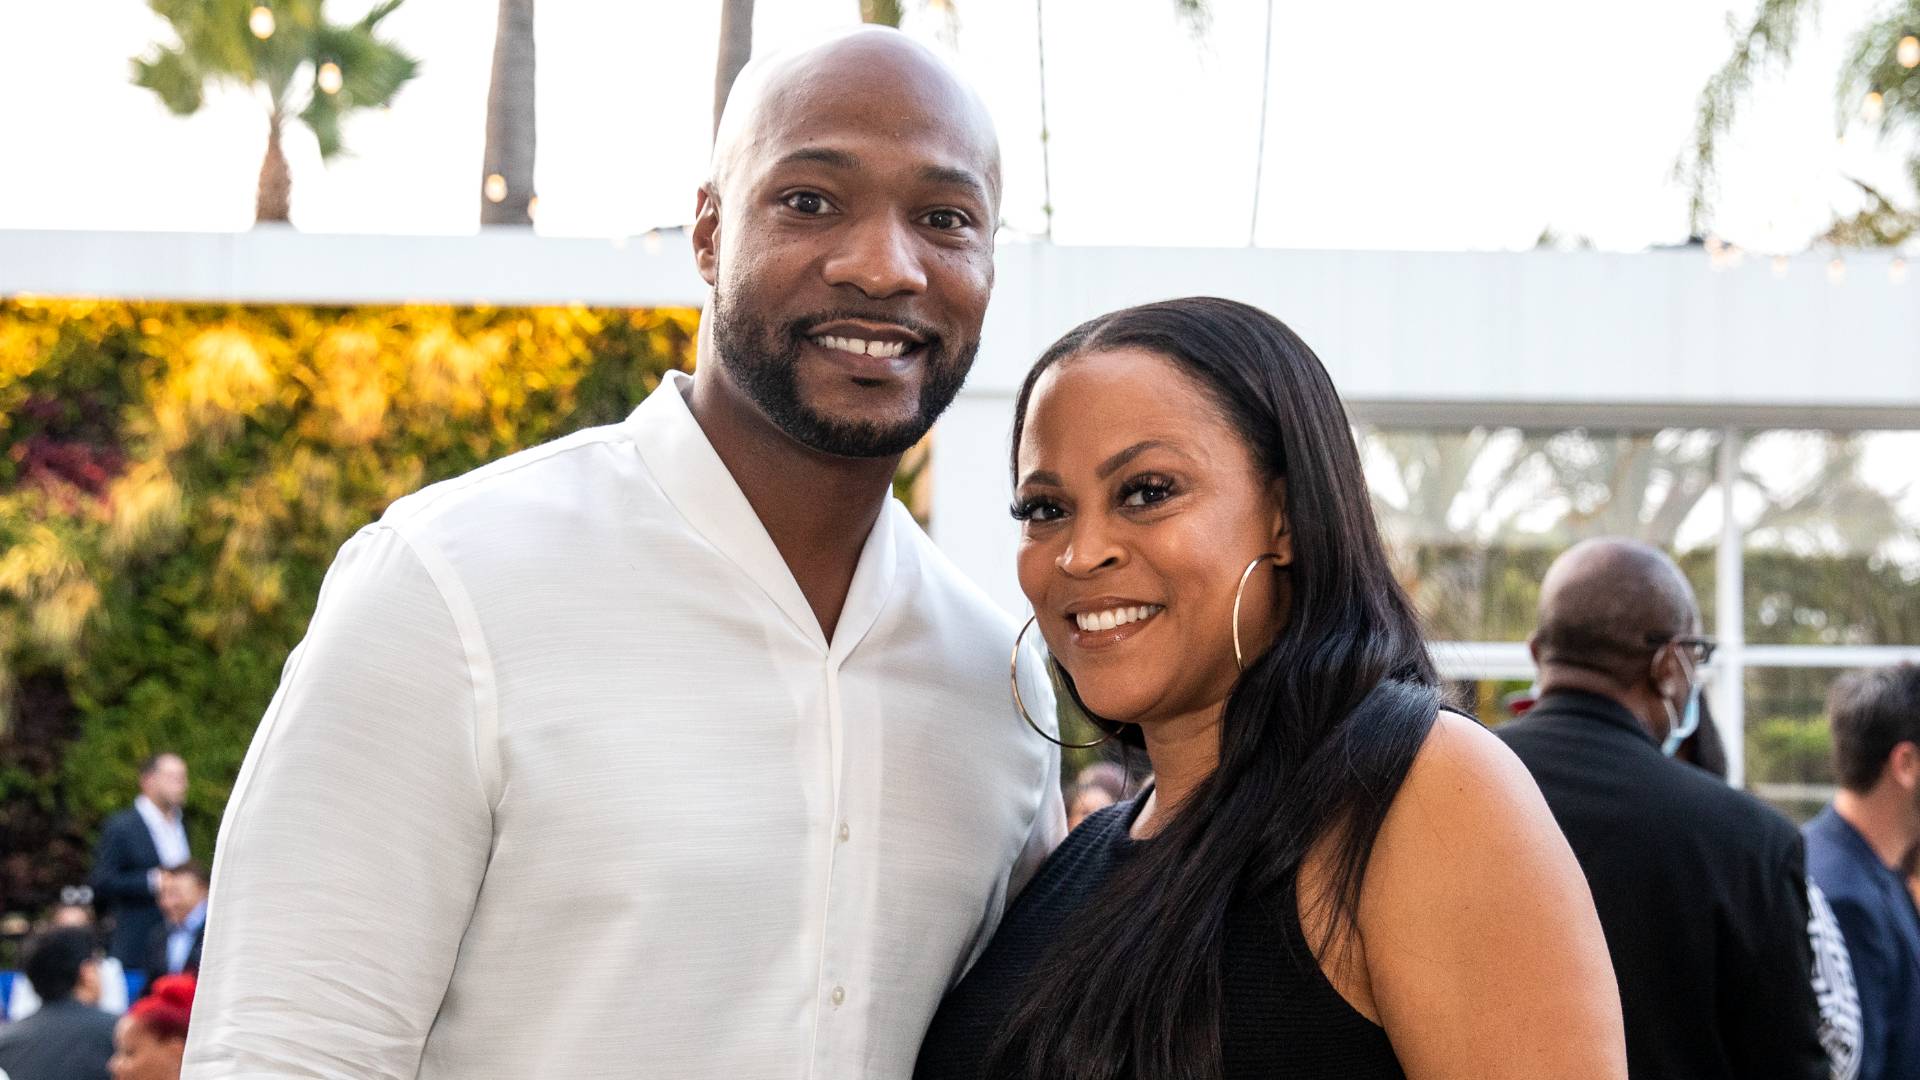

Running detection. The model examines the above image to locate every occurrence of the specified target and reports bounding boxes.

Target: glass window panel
[1741,431,1920,646]
[1358,427,1722,641]
[1743,666,1843,824]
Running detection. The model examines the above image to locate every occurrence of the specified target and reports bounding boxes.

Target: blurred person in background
[0,927,116,1080]
[109,974,194,1080]
[1497,538,1827,1080]
[90,753,189,970]
[142,864,206,979]
[1802,665,1920,1080]
[1063,782,1113,830]
[7,897,129,1021]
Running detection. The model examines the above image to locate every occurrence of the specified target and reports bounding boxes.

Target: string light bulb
[1828,257,1847,284]
[1900,35,1920,69]
[317,62,343,95]
[1771,255,1790,278]
[249,5,275,39]
[526,195,539,222]
[1863,91,1886,124]
[484,174,507,203]
[1892,257,1910,284]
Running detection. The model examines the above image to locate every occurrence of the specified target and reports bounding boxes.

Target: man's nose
[822,212,928,299]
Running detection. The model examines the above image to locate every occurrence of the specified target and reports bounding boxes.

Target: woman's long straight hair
[988,297,1438,1080]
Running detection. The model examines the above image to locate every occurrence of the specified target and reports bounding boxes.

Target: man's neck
[1536,668,1661,741]
[683,373,900,643]
[1833,787,1920,872]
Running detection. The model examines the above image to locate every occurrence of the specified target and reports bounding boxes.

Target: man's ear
[1891,740,1920,791]
[1268,477,1293,566]
[1651,645,1690,699]
[692,185,721,287]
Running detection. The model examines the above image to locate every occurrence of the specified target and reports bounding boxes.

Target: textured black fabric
[913,797,1404,1080]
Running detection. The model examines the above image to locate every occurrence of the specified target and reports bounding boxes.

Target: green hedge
[0,300,698,921]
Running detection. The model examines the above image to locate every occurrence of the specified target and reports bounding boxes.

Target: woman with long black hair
[914,298,1624,1080]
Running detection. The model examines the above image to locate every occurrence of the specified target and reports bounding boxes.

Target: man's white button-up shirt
[184,371,1064,1079]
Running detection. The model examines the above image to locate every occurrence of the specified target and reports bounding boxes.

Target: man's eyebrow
[774,147,859,170]
[919,164,992,205]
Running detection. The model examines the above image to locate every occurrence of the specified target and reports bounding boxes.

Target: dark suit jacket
[144,916,206,978]
[1804,806,1920,1080]
[0,998,117,1080]
[1497,690,1828,1080]
[90,804,164,968]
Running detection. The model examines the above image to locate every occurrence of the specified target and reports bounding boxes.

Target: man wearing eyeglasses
[1497,537,1829,1080]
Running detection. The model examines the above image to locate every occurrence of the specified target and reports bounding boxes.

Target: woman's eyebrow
[1096,440,1189,479]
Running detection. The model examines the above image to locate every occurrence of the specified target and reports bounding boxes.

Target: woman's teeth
[815,335,910,359]
[1075,605,1164,633]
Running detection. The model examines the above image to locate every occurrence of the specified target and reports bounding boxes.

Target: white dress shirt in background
[133,795,189,870]
[184,372,1064,1080]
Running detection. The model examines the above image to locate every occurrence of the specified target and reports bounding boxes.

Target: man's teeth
[1075,605,1165,633]
[814,334,910,359]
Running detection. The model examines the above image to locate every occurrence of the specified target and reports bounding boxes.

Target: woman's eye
[784,192,831,215]
[923,208,969,230]
[1118,479,1176,508]
[1011,497,1064,524]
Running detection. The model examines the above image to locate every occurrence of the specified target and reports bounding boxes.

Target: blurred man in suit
[90,753,190,969]
[1497,538,1826,1080]
[144,862,208,978]
[1803,664,1920,1080]
[0,927,116,1080]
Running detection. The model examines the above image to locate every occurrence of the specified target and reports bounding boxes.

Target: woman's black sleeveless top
[913,797,1405,1080]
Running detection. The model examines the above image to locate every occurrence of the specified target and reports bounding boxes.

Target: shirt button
[838,822,851,842]
[831,986,846,1006]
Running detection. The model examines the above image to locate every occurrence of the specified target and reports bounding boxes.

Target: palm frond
[131,45,207,115]
[1679,0,1823,233]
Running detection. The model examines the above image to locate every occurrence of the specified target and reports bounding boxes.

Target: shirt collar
[1533,689,1661,749]
[181,900,208,933]
[134,794,179,829]
[625,371,900,658]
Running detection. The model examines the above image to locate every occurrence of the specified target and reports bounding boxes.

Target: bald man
[184,30,1062,1079]
[1497,538,1827,1080]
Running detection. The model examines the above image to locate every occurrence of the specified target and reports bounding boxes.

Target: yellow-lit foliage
[0,299,697,910]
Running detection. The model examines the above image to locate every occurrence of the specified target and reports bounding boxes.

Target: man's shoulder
[379,419,644,540]
[1803,810,1886,901]
[101,804,142,832]
[894,508,1021,638]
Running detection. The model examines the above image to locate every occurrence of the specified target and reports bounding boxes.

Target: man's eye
[784,192,831,215]
[924,208,969,230]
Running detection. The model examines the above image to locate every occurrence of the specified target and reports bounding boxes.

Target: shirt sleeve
[1825,889,1896,1080]
[1008,755,1065,900]
[1723,834,1835,1080]
[182,525,494,1080]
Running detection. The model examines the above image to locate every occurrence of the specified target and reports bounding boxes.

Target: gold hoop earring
[1011,615,1116,750]
[1232,553,1287,673]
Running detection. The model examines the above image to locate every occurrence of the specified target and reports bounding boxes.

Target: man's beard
[710,290,976,459]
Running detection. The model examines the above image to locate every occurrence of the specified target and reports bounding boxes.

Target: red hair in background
[128,974,196,1041]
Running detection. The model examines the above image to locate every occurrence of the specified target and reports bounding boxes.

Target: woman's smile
[1063,598,1167,649]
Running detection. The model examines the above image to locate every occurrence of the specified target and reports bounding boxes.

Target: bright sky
[2,0,1914,252]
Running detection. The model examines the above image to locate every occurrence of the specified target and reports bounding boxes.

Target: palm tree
[481,0,536,225]
[1683,0,1920,239]
[714,0,755,136]
[132,0,419,225]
